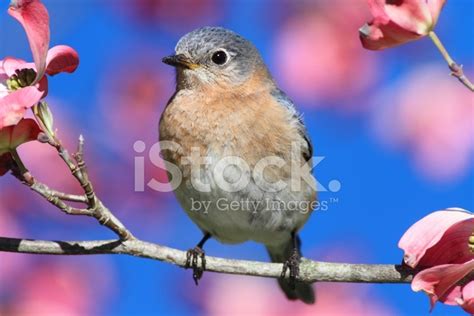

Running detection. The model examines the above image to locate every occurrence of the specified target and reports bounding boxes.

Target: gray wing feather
[271,88,313,162]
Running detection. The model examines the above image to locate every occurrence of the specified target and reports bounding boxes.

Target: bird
[159,26,316,304]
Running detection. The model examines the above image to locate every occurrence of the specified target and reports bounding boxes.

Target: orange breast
[159,75,300,180]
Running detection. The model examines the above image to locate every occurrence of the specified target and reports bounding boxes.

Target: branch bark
[429,31,474,92]
[0,237,415,284]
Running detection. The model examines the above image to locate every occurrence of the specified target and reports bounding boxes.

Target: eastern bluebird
[160,27,316,304]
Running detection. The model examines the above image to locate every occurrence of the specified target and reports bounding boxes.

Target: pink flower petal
[9,118,42,149]
[37,75,49,97]
[458,281,474,314]
[360,20,421,50]
[0,118,41,154]
[398,209,473,268]
[0,70,8,99]
[360,0,446,50]
[418,217,474,267]
[442,284,463,306]
[0,119,40,176]
[0,58,49,97]
[2,57,31,77]
[8,0,50,83]
[45,45,80,76]
[411,260,474,311]
[383,0,433,35]
[0,63,6,77]
[366,0,390,24]
[427,0,447,26]
[0,86,43,130]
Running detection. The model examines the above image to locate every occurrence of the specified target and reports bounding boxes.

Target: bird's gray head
[162,27,266,89]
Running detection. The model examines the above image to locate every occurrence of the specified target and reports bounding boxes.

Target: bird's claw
[281,249,300,289]
[185,246,206,285]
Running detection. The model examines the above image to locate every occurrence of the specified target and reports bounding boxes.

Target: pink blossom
[370,65,474,182]
[360,0,446,50]
[399,208,474,313]
[273,1,378,106]
[0,0,79,129]
[0,84,42,131]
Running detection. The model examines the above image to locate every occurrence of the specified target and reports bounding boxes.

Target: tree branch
[0,237,415,284]
[4,114,416,285]
[24,174,92,216]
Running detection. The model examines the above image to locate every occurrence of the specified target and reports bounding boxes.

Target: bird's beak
[162,54,199,70]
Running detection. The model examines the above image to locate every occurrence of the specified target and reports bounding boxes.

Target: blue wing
[271,88,313,162]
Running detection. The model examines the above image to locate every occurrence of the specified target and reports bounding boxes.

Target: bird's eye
[211,50,228,65]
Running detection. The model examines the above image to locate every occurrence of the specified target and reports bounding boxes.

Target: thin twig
[12,134,135,240]
[49,191,88,203]
[19,172,92,216]
[0,237,415,284]
[428,31,474,92]
[72,134,97,209]
[50,136,134,240]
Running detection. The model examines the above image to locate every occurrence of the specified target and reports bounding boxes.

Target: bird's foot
[281,249,300,289]
[185,246,206,285]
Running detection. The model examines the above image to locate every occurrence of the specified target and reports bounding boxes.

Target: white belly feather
[173,149,315,246]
